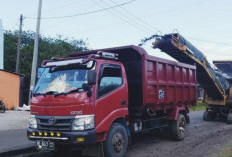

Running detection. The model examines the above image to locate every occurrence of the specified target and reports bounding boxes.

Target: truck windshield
[34,60,95,95]
[34,68,87,95]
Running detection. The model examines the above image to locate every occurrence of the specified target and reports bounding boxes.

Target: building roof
[0,69,26,77]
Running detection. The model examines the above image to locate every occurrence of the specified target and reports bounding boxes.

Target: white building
[0,19,3,69]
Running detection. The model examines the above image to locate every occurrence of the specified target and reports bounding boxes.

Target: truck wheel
[104,123,128,157]
[203,111,213,121]
[171,114,186,141]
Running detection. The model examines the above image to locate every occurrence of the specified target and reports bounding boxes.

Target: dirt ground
[127,111,232,157]
[11,111,232,157]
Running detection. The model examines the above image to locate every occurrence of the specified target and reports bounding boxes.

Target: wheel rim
[179,118,185,135]
[112,132,124,153]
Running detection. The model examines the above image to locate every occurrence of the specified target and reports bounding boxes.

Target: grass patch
[220,143,232,157]
[220,148,232,157]
[189,102,207,111]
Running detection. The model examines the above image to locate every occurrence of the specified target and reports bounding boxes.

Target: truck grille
[36,116,74,131]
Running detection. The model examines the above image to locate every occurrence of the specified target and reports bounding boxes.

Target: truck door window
[98,65,122,98]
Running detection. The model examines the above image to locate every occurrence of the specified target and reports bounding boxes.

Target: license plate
[36,140,55,150]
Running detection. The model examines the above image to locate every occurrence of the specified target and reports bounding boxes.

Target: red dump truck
[27,45,196,157]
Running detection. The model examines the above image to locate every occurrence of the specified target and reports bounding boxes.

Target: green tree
[4,30,88,104]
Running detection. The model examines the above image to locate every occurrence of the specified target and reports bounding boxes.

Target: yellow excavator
[150,33,232,123]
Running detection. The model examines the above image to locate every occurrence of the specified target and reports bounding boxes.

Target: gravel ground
[126,111,232,157]
[8,111,232,157]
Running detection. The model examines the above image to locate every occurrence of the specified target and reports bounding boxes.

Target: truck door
[95,63,128,131]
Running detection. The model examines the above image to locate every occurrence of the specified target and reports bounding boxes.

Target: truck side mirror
[82,83,90,91]
[87,70,96,85]
[82,83,92,97]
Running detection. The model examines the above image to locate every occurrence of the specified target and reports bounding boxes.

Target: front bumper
[27,128,96,145]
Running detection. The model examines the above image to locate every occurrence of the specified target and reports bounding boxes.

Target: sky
[0,0,232,63]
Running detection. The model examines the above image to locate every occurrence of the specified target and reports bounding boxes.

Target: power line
[42,4,158,35]
[139,0,209,21]
[42,0,84,14]
[24,0,84,18]
[91,0,150,34]
[42,2,97,31]
[25,0,136,20]
[187,36,232,47]
[99,0,153,33]
[109,0,160,32]
[205,52,232,57]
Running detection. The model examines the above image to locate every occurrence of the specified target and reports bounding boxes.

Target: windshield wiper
[33,89,83,98]
[32,92,43,97]
[44,91,58,95]
[54,88,83,97]
[66,88,83,94]
[33,91,58,97]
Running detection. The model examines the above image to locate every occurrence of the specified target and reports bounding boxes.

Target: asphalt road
[0,111,34,154]
[9,111,232,157]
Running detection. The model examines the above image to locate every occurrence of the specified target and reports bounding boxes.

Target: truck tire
[171,114,186,141]
[104,123,128,157]
[203,111,213,121]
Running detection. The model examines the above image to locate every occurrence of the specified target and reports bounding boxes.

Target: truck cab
[28,51,129,155]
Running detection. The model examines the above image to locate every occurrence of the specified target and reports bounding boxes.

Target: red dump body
[143,55,196,111]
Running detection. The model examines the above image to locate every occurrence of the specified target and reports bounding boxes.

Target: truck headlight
[72,115,95,131]
[29,115,37,129]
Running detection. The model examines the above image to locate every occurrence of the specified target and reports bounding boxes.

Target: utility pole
[16,14,23,73]
[29,0,42,104]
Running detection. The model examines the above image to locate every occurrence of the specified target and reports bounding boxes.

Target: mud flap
[82,142,105,157]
